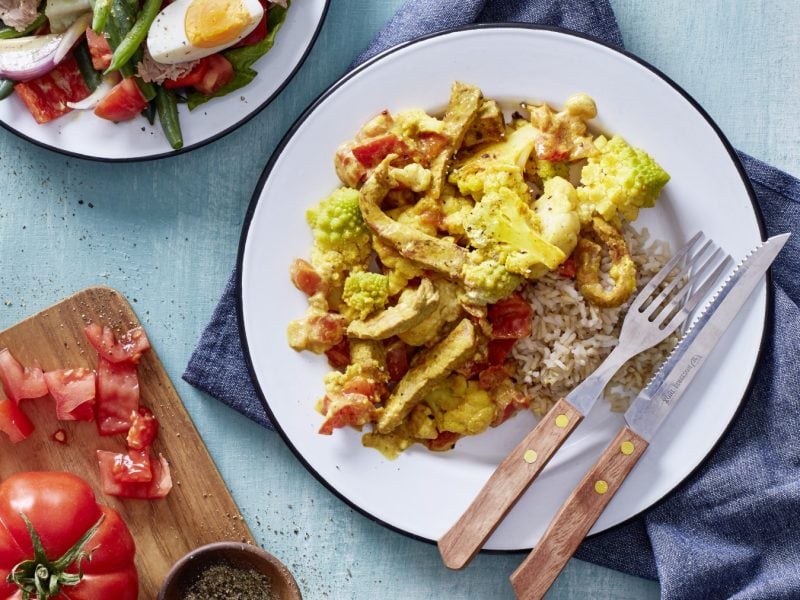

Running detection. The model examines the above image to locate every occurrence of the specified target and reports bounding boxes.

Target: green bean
[0,79,14,101]
[135,77,156,102]
[155,86,182,150]
[141,100,156,125]
[74,42,101,91]
[106,0,161,74]
[0,13,47,39]
[92,0,112,33]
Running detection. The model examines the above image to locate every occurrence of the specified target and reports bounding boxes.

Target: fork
[437,232,732,570]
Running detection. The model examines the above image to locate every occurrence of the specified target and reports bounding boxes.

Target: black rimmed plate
[0,0,328,161]
[237,25,767,550]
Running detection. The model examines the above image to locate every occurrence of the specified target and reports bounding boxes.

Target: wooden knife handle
[509,426,649,600]
[437,398,583,569]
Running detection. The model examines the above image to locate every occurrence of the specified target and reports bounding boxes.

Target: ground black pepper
[183,562,277,600]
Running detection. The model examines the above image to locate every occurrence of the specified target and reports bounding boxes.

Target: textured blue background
[1,1,798,598]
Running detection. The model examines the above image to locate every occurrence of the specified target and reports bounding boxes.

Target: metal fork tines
[567,233,732,414]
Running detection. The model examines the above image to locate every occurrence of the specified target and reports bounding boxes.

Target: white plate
[0,0,328,161]
[238,26,767,551]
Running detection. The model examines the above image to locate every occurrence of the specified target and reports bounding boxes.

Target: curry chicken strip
[359,156,468,279]
[377,318,478,434]
[347,278,439,340]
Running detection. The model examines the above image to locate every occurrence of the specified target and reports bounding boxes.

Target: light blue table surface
[1,1,798,598]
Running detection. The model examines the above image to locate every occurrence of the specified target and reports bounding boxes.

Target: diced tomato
[97,451,172,499]
[94,78,148,122]
[308,313,346,349]
[96,358,139,436]
[84,323,151,364]
[0,399,34,443]
[487,339,516,366]
[108,448,153,483]
[14,55,91,124]
[478,365,509,390]
[384,338,409,383]
[86,29,112,70]
[416,131,448,163]
[351,135,409,168]
[162,61,208,89]
[290,258,327,296]
[193,55,233,96]
[126,407,158,450]
[318,394,376,435]
[325,339,350,369]
[558,258,577,279]
[425,431,460,452]
[0,348,47,404]
[487,294,533,340]
[341,376,378,399]
[44,367,96,422]
[232,0,268,47]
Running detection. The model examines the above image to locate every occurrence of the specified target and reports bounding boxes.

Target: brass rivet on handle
[523,450,538,464]
[620,441,635,455]
[555,414,569,428]
[594,480,609,494]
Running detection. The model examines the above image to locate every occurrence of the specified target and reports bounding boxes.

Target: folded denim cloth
[184,1,800,597]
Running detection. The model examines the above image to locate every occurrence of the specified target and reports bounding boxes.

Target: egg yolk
[185,0,250,48]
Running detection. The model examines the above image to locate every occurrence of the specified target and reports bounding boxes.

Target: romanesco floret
[464,185,566,279]
[449,124,538,199]
[343,272,390,320]
[536,158,570,181]
[461,257,524,304]
[306,187,372,282]
[576,135,670,224]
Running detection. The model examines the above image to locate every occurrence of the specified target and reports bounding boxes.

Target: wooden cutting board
[0,286,252,599]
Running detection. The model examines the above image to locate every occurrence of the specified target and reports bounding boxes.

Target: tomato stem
[6,512,105,600]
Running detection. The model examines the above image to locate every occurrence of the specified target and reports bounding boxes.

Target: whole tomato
[0,472,138,600]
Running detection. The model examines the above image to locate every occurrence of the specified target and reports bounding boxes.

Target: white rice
[512,226,678,417]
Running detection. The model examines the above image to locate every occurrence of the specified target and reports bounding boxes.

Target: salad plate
[0,0,328,161]
[238,25,767,551]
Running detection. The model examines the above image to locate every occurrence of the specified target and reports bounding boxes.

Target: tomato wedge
[351,134,409,168]
[97,451,172,499]
[44,367,96,422]
[193,54,233,96]
[0,348,47,404]
[126,407,158,450]
[86,29,112,70]
[94,78,148,122]
[96,358,139,436]
[487,294,533,340]
[14,55,91,124]
[84,323,151,364]
[0,399,34,443]
[109,448,152,483]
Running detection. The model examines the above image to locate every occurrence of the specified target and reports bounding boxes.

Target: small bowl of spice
[158,542,302,600]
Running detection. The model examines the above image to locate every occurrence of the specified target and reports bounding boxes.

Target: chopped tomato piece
[488,294,533,340]
[308,313,346,349]
[94,78,148,122]
[44,367,96,422]
[325,339,350,369]
[478,365,509,390]
[341,376,378,399]
[232,0,268,47]
[96,358,139,436]
[126,407,158,450]
[86,29,112,70]
[425,431,460,452]
[110,448,153,483]
[416,131,448,162]
[14,55,91,123]
[97,451,172,499]
[290,258,327,296]
[318,394,376,435]
[0,348,47,404]
[487,339,516,366]
[162,61,207,89]
[0,399,34,443]
[84,323,151,364]
[351,134,409,168]
[558,258,577,279]
[193,55,233,96]
[384,338,409,383]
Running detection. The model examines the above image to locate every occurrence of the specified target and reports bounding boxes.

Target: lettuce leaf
[187,3,289,110]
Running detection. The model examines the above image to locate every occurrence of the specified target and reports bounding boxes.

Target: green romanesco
[461,257,524,305]
[536,158,570,181]
[449,124,538,199]
[576,135,670,224]
[306,187,372,283]
[342,271,390,320]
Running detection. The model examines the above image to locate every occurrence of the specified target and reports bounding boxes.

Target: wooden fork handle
[437,398,583,569]
[509,426,649,600]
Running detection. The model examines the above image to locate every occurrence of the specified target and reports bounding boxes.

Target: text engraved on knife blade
[659,354,702,405]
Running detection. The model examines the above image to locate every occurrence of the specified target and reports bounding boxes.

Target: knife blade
[509,232,790,600]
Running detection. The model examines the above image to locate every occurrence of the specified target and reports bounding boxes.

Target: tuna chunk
[0,0,40,31]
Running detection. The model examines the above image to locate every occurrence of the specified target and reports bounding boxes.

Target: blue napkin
[184,1,800,597]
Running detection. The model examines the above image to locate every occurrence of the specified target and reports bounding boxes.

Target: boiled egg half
[147,0,264,64]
